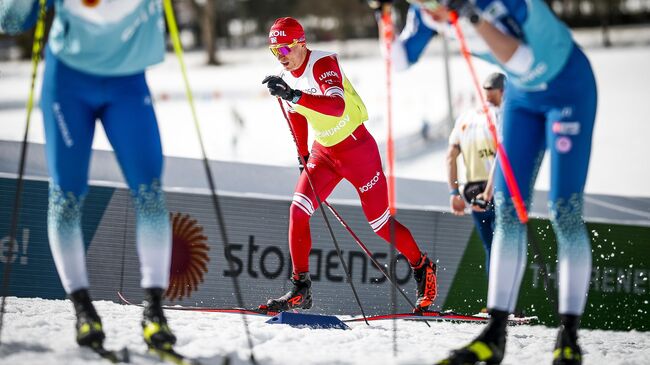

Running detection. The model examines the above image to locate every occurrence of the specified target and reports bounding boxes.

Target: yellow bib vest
[282,50,368,147]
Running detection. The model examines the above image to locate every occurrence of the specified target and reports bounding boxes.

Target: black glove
[439,0,480,24]
[262,75,302,103]
[298,154,310,173]
[471,197,488,209]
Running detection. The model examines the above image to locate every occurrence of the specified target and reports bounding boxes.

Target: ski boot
[553,315,582,365]
[435,309,508,365]
[412,254,438,311]
[142,288,177,351]
[70,289,106,348]
[262,272,312,312]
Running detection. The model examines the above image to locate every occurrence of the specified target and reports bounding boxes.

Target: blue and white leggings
[488,45,597,316]
[41,48,171,294]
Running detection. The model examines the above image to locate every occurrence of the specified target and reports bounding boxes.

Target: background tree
[185,0,220,65]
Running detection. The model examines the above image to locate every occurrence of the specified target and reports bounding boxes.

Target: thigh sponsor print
[358,171,382,194]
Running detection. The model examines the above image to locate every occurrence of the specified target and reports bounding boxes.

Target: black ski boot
[142,288,177,351]
[435,309,508,365]
[263,272,312,312]
[553,315,582,365]
[412,254,438,311]
[70,289,106,347]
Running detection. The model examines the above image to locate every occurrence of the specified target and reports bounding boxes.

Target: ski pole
[381,5,397,217]
[448,11,556,307]
[276,99,370,325]
[0,0,47,346]
[323,201,431,326]
[162,1,258,362]
[380,3,399,355]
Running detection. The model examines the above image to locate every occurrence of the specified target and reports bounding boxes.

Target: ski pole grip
[449,10,459,23]
[471,198,488,209]
[381,6,393,39]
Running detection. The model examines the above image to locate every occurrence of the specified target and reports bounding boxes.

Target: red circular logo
[166,212,211,301]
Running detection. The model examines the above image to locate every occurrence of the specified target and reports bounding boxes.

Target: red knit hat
[268,17,305,45]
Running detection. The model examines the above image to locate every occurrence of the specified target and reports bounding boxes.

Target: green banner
[444,219,650,331]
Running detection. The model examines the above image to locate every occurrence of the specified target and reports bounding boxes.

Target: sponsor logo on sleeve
[318,70,340,81]
[520,62,548,84]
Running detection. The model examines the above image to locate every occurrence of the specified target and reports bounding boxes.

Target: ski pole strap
[449,12,528,224]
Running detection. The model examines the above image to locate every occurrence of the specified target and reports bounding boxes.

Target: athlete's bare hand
[450,195,466,215]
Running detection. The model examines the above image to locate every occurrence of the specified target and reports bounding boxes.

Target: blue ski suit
[0,0,172,293]
[396,0,597,316]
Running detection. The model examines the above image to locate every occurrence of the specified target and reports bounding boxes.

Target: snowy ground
[0,297,649,365]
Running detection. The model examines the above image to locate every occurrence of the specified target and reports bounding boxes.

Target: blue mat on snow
[265,312,350,330]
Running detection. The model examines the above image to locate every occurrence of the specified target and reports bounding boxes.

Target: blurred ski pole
[0,0,47,346]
